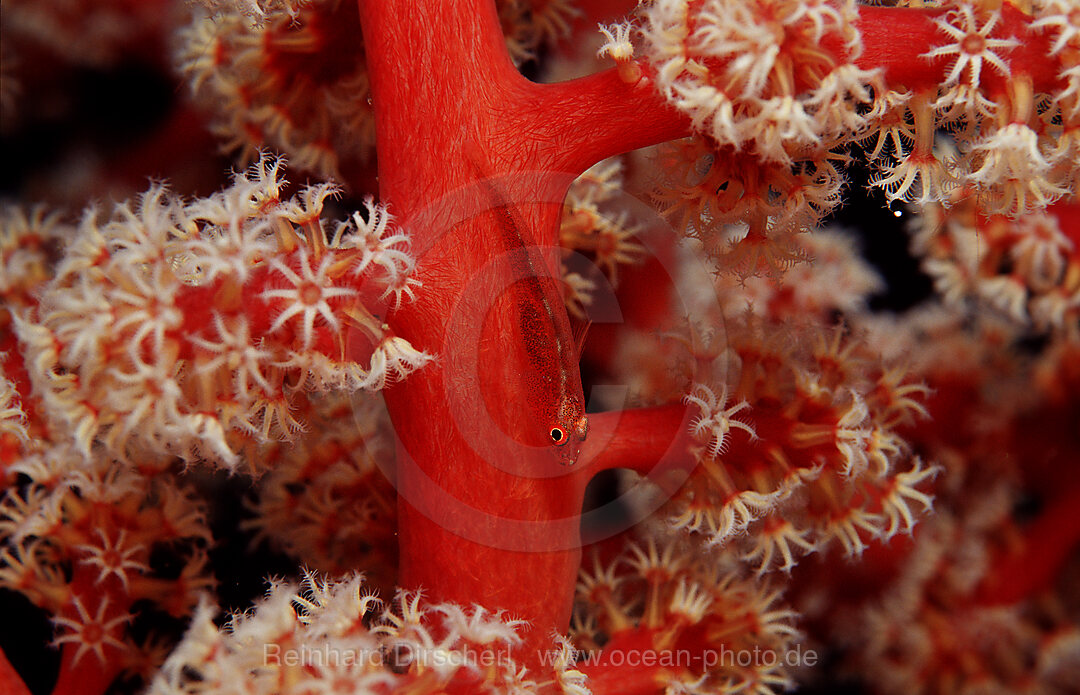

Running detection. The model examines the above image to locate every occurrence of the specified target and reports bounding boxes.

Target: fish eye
[550,426,567,446]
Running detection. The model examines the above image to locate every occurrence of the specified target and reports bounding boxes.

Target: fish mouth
[556,442,582,467]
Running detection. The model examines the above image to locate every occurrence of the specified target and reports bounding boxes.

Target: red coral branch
[0,648,30,695]
[580,403,694,480]
[520,68,693,174]
[978,481,1080,605]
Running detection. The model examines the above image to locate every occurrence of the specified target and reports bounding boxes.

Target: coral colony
[1,1,1079,694]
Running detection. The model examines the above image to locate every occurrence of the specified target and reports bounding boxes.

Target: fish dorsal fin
[571,318,591,359]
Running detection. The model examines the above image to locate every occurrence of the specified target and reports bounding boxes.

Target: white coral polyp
[1012,213,1073,292]
[262,249,359,351]
[964,123,1068,214]
[684,383,758,458]
[363,336,434,391]
[923,4,1019,87]
[338,197,415,283]
[597,22,636,61]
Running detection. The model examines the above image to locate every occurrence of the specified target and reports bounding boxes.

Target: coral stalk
[357,0,691,663]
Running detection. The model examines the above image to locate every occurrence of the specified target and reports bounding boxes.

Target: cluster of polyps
[639,0,877,163]
[0,206,67,315]
[0,439,214,686]
[242,391,401,594]
[711,228,886,320]
[148,570,590,695]
[853,475,1080,695]
[630,0,875,278]
[13,156,429,471]
[178,0,375,181]
[651,137,846,278]
[558,159,645,317]
[912,192,1079,336]
[617,0,1079,283]
[663,316,936,573]
[868,0,1079,215]
[497,0,583,65]
[572,536,801,694]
